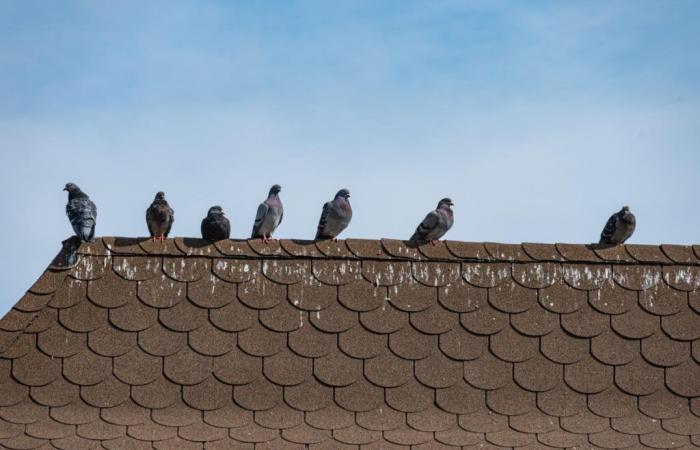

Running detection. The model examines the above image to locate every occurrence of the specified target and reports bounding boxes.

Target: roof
[1,237,700,450]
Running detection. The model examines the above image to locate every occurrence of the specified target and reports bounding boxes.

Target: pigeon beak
[62,187,67,191]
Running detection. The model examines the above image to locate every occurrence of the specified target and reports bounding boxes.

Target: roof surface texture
[1,237,700,450]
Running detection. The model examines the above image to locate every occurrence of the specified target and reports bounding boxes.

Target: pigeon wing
[87,199,97,240]
[89,199,97,220]
[599,213,618,244]
[315,202,331,239]
[146,207,155,237]
[411,210,440,242]
[164,206,174,238]
[200,217,208,240]
[252,202,269,237]
[221,215,231,239]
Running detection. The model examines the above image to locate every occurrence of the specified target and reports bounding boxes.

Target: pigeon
[64,183,97,242]
[251,184,283,243]
[315,189,352,240]
[201,206,231,241]
[146,191,174,241]
[409,198,454,245]
[599,205,636,245]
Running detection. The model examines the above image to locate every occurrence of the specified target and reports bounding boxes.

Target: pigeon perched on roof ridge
[251,184,283,243]
[316,188,352,241]
[146,191,174,242]
[64,183,97,242]
[201,205,231,242]
[409,197,454,246]
[599,205,636,245]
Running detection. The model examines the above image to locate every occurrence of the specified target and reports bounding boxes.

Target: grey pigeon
[201,206,231,241]
[64,183,97,242]
[146,191,174,241]
[316,189,352,240]
[599,205,636,245]
[410,198,454,245]
[251,184,283,243]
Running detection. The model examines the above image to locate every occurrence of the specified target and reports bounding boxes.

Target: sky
[1,0,699,314]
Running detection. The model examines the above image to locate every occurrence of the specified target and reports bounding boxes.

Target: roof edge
[64,236,700,266]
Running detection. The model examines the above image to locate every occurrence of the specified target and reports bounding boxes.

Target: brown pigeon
[146,191,174,241]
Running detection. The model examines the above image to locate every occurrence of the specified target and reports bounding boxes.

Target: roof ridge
[66,236,700,267]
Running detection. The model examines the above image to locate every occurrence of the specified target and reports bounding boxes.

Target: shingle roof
[1,237,700,450]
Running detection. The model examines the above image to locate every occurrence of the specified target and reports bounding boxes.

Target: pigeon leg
[332,237,338,242]
[430,240,438,246]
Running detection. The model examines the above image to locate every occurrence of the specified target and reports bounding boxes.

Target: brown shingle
[254,402,302,429]
[187,377,233,413]
[305,404,354,430]
[438,279,485,312]
[151,402,200,427]
[435,379,483,415]
[80,377,130,408]
[162,347,212,385]
[335,378,383,412]
[288,277,337,312]
[108,297,157,332]
[130,377,180,409]
[238,323,285,357]
[2,238,700,449]
[233,378,281,411]
[29,379,76,408]
[279,239,322,258]
[309,301,355,333]
[333,423,381,445]
[137,276,186,309]
[315,351,362,387]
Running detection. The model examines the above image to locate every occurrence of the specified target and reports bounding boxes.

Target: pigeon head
[335,189,351,199]
[63,183,80,193]
[438,197,454,208]
[621,205,635,223]
[269,184,282,196]
[154,191,166,200]
[208,205,224,215]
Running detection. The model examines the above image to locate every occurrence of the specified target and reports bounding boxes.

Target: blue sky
[1,1,699,314]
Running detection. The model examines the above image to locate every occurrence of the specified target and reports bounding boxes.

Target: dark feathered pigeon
[599,205,636,245]
[146,191,174,241]
[64,183,97,242]
[410,198,454,245]
[316,189,352,240]
[201,206,231,241]
[251,184,283,243]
